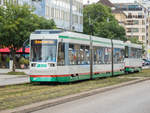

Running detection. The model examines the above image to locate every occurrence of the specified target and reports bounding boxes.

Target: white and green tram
[29,30,142,83]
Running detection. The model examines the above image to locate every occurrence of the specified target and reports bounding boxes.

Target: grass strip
[7,71,26,75]
[125,69,150,77]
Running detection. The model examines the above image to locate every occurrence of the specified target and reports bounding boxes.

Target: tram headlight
[48,63,55,67]
[31,63,36,67]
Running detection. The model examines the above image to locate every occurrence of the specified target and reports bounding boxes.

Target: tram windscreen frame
[31,39,57,62]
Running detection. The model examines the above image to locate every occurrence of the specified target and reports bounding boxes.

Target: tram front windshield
[31,39,57,62]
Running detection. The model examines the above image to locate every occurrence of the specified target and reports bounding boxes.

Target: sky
[83,0,135,4]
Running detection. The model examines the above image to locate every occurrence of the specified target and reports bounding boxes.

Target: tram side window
[121,49,125,62]
[97,47,105,64]
[69,44,76,65]
[74,44,80,65]
[125,46,129,58]
[104,47,111,64]
[94,47,98,64]
[94,47,111,65]
[130,47,139,58]
[137,49,142,58]
[85,46,90,64]
[57,43,65,66]
[68,44,90,65]
[113,48,123,63]
[80,45,89,65]
[131,48,136,58]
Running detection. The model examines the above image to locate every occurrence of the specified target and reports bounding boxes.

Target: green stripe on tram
[59,35,89,41]
[93,40,110,45]
[30,70,125,83]
[59,35,124,46]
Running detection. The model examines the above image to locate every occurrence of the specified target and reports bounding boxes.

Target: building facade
[113,3,150,58]
[0,0,83,32]
[99,0,150,58]
[114,3,148,44]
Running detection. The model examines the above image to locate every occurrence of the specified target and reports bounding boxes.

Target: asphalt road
[32,80,150,113]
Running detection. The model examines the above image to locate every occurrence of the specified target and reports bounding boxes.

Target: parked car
[142,59,150,66]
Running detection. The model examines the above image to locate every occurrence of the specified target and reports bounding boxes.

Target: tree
[83,3,127,41]
[0,4,56,71]
[127,37,141,44]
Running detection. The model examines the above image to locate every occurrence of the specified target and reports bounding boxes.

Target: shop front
[0,48,29,69]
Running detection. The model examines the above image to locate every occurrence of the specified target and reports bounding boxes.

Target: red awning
[0,48,30,53]
[0,48,10,52]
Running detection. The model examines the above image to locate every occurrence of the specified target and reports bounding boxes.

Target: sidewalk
[0,69,30,86]
[0,68,30,75]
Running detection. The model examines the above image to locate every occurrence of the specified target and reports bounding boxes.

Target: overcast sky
[83,0,135,4]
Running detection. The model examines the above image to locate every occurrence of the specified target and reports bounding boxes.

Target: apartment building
[99,0,150,58]
[0,0,83,32]
[114,3,148,43]
[113,3,150,58]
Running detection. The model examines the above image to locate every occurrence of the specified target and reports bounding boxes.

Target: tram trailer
[124,42,142,73]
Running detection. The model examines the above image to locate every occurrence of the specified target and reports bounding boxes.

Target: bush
[24,59,29,65]
[6,56,10,63]
[19,57,26,65]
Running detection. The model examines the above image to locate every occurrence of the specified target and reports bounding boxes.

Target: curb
[1,75,29,79]
[0,82,30,87]
[1,78,150,113]
[0,76,29,87]
[5,75,28,79]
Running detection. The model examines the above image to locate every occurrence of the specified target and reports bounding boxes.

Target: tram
[29,30,142,83]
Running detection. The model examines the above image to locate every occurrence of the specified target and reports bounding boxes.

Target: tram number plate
[37,64,47,68]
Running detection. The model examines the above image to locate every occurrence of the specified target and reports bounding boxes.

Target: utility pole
[87,0,93,80]
[89,30,93,80]
[111,38,114,76]
[69,0,73,31]
[107,17,114,76]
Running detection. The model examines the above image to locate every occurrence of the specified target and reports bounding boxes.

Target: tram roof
[31,29,124,48]
[125,42,142,49]
[32,29,64,34]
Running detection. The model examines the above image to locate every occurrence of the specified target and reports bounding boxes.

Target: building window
[142,20,145,25]
[128,13,132,18]
[80,16,83,25]
[46,6,48,17]
[133,20,139,25]
[51,8,54,18]
[126,20,139,25]
[3,0,7,5]
[142,36,145,40]
[142,28,145,32]
[138,13,143,18]
[127,28,139,33]
[132,28,139,32]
